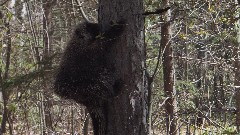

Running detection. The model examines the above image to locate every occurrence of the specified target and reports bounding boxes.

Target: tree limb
[143,7,171,16]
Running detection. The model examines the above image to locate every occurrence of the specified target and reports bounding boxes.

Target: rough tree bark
[99,0,148,135]
[160,0,177,134]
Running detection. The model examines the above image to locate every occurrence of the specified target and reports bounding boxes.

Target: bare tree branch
[0,0,9,6]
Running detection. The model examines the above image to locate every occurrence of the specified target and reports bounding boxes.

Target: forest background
[0,0,240,135]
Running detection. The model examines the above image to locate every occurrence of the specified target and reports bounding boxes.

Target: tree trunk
[25,0,41,64]
[1,12,12,134]
[235,1,240,132]
[213,66,224,109]
[194,44,204,130]
[160,0,177,135]
[99,0,148,135]
[42,0,56,133]
[42,0,56,69]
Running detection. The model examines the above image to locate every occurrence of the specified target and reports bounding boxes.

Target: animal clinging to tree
[54,20,125,135]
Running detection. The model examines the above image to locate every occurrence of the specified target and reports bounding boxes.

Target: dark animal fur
[54,21,125,135]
